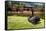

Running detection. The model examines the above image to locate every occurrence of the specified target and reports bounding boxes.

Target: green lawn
[7,15,45,29]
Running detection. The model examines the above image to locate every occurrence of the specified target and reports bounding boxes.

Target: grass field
[7,15,45,29]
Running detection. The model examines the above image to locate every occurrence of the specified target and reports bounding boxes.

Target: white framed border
[0,0,46,31]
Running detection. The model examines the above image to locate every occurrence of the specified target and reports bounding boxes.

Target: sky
[6,1,45,8]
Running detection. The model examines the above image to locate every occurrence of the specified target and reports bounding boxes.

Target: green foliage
[13,2,24,8]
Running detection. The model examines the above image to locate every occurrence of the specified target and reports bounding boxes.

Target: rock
[28,16,40,24]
